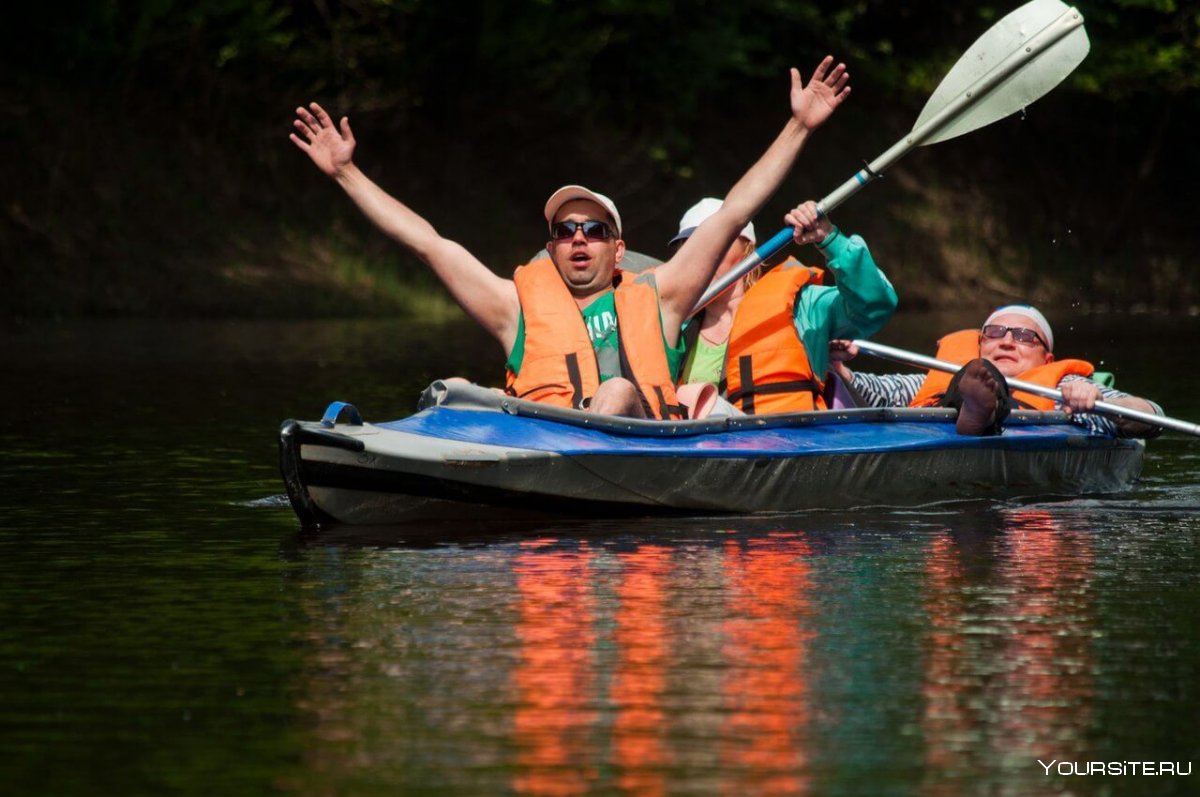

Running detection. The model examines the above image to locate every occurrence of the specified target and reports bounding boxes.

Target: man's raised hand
[290,102,356,178]
[790,56,851,132]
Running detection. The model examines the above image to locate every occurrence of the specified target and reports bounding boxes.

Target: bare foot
[955,360,1000,436]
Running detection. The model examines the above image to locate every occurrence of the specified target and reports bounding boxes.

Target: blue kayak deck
[383,404,1129,458]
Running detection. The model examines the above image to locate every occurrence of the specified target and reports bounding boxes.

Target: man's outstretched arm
[655,56,851,339]
[291,103,519,351]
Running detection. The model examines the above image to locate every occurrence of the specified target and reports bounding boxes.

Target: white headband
[984,305,1054,351]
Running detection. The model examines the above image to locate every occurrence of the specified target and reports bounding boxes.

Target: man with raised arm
[290,57,850,418]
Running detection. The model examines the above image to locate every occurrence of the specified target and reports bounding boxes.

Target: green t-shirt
[506,291,685,382]
[679,333,728,386]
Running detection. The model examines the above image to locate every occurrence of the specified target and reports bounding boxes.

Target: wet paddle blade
[692,0,1091,317]
[915,0,1090,145]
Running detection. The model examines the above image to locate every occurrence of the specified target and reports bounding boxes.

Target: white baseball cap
[984,304,1054,351]
[544,185,622,237]
[669,197,755,246]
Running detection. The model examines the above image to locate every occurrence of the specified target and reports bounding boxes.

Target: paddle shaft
[690,3,1085,316]
[852,339,1200,437]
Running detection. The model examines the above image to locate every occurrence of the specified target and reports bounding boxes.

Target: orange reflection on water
[611,545,672,796]
[510,534,818,794]
[512,542,598,795]
[920,512,1095,792]
[921,531,971,787]
[721,534,813,796]
[996,511,1094,765]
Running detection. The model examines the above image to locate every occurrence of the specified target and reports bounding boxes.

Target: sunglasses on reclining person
[981,324,1049,349]
[550,220,614,241]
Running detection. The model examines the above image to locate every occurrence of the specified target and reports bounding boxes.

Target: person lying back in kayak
[672,197,897,417]
[828,305,1163,437]
[289,58,850,419]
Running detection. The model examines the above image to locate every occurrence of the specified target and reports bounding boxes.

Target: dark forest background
[3,0,1198,319]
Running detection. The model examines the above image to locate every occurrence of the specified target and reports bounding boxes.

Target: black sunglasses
[981,324,1048,348]
[551,220,613,241]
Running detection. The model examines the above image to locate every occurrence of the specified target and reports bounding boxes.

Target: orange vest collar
[909,328,1095,410]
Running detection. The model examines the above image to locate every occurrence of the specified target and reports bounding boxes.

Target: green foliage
[5,0,1199,317]
[21,1,1194,149]
[1073,0,1200,95]
[18,1,1199,105]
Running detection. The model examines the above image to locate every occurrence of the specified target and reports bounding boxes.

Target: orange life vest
[505,257,686,419]
[722,258,826,414]
[909,328,1095,410]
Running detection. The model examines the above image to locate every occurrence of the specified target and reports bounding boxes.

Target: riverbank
[5,45,1198,320]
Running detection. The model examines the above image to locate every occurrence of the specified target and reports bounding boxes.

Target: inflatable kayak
[277,380,1145,526]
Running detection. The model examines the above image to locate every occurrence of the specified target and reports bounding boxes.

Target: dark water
[2,314,1198,796]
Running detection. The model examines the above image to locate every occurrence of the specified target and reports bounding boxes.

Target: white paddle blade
[915,0,1090,145]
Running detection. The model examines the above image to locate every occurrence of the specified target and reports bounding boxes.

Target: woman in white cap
[829,305,1163,436]
[671,197,897,416]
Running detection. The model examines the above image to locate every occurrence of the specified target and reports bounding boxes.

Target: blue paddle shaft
[691,228,792,313]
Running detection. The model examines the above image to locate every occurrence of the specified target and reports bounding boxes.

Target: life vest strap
[652,386,688,420]
[738,356,756,414]
[565,353,585,409]
[727,379,822,403]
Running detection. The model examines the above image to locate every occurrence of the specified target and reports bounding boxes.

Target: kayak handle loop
[321,401,363,428]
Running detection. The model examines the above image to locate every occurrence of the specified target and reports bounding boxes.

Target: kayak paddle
[691,0,1090,314]
[851,338,1200,437]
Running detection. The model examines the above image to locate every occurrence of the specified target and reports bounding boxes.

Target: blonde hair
[737,238,764,291]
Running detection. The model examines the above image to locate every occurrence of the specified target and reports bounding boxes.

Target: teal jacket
[794,227,898,379]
